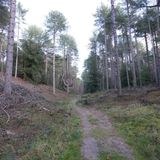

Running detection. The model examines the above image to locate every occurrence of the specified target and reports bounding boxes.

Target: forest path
[3,75,135,160]
[75,105,135,160]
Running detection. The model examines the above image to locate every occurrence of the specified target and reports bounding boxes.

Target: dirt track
[76,106,135,160]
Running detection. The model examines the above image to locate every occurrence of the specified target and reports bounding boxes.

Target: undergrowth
[80,91,160,160]
[99,102,160,160]
[0,99,82,160]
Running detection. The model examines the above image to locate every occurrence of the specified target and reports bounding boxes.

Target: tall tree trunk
[122,28,130,89]
[109,34,116,89]
[45,54,48,77]
[144,32,150,71]
[4,0,16,95]
[156,6,160,86]
[154,32,160,86]
[105,34,109,91]
[0,38,2,71]
[15,18,20,78]
[126,0,137,88]
[0,38,4,79]
[111,0,122,95]
[148,19,158,85]
[135,35,142,87]
[52,34,56,94]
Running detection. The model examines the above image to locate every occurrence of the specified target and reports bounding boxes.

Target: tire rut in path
[76,107,99,160]
[76,107,135,160]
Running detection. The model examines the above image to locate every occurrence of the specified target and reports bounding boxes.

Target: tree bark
[111,0,122,95]
[135,35,142,87]
[144,32,150,71]
[15,19,20,78]
[156,6,160,86]
[52,34,56,94]
[45,54,48,77]
[105,34,109,91]
[0,38,2,69]
[122,28,130,89]
[4,0,16,95]
[148,19,158,85]
[154,32,160,86]
[126,0,137,88]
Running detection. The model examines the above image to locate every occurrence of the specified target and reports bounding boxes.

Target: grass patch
[88,115,98,125]
[100,151,127,160]
[101,103,160,160]
[0,100,82,160]
[92,127,111,139]
[59,115,82,160]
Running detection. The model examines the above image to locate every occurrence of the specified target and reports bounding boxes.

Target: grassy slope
[0,96,82,160]
[80,91,160,160]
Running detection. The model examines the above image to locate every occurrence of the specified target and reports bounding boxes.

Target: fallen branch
[0,94,5,97]
[40,106,50,112]
[1,106,10,123]
[16,100,32,106]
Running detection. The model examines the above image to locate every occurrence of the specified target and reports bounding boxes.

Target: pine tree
[4,0,16,95]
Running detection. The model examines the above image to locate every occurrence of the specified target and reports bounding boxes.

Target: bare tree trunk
[105,34,109,91]
[148,19,158,85]
[110,35,117,90]
[135,35,142,87]
[111,0,122,95]
[126,0,137,88]
[66,54,69,93]
[144,32,150,71]
[156,6,160,86]
[4,0,16,95]
[125,56,130,89]
[122,28,130,89]
[52,34,56,94]
[45,54,48,77]
[154,32,160,86]
[0,38,2,71]
[15,19,20,78]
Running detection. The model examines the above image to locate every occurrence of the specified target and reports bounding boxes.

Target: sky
[18,0,109,77]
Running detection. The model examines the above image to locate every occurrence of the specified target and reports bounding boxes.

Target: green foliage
[17,2,28,21]
[0,5,9,28]
[135,8,157,37]
[101,103,160,160]
[21,39,44,83]
[0,0,9,29]
[141,65,152,85]
[45,10,67,36]
[82,52,101,93]
[121,63,132,87]
[16,25,49,84]
[82,34,101,93]
[94,4,127,32]
[59,34,78,58]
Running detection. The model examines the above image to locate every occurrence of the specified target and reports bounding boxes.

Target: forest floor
[0,77,81,160]
[0,76,160,160]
